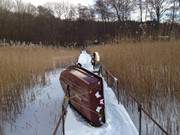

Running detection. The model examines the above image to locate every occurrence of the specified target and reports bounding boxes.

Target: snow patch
[4,50,138,135]
[65,51,138,135]
[78,51,93,71]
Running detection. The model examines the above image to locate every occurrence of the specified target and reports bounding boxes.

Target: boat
[60,65,106,127]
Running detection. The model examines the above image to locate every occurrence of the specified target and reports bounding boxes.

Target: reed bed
[90,41,180,135]
[0,46,78,91]
[0,45,78,130]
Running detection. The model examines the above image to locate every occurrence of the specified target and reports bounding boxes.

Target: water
[0,69,64,135]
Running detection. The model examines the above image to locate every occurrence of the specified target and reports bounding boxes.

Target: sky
[22,0,95,6]
[20,0,143,21]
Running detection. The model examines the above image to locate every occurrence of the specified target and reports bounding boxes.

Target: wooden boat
[60,65,106,127]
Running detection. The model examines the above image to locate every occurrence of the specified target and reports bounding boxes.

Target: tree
[14,0,25,13]
[54,2,64,19]
[169,0,178,22]
[95,0,112,22]
[106,0,135,21]
[0,0,14,11]
[68,5,77,20]
[78,5,95,21]
[52,1,71,20]
[137,0,143,22]
[37,6,54,17]
[145,0,170,23]
[25,3,37,15]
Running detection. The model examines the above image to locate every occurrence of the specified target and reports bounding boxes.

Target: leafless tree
[37,6,54,17]
[165,0,180,38]
[78,5,95,21]
[0,0,14,11]
[52,1,70,20]
[14,0,25,13]
[95,0,113,22]
[137,0,143,22]
[54,2,64,19]
[68,5,77,20]
[25,3,37,15]
[170,0,178,22]
[106,0,135,21]
[145,0,170,23]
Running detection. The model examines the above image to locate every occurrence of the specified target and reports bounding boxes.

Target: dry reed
[90,41,180,135]
[0,45,79,134]
[91,41,180,100]
[0,45,78,128]
[0,46,78,92]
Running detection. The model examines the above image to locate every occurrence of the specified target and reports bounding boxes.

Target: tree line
[0,0,180,47]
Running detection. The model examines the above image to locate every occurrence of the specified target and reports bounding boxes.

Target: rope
[52,111,63,135]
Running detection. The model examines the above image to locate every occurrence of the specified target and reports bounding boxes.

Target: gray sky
[22,0,95,6]
[21,0,139,21]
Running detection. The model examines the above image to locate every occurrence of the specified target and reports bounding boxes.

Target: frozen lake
[2,69,64,135]
[1,51,138,135]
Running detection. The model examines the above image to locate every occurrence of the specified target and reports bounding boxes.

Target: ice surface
[4,70,64,135]
[65,51,138,135]
[4,51,138,135]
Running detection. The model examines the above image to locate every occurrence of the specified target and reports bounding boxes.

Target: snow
[3,51,138,135]
[78,51,93,71]
[65,51,138,135]
[3,70,65,135]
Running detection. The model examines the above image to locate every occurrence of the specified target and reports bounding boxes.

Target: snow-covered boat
[60,65,106,127]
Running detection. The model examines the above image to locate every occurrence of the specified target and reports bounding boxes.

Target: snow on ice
[3,50,138,135]
[65,51,138,135]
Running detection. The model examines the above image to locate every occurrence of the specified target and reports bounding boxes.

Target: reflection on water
[0,69,64,135]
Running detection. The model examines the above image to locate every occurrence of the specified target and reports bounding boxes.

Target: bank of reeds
[0,46,78,91]
[90,41,180,135]
[91,41,180,100]
[0,45,78,126]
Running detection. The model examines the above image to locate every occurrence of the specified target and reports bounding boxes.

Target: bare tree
[37,6,54,17]
[78,5,95,21]
[95,0,112,22]
[55,2,63,19]
[53,1,70,20]
[145,0,170,23]
[170,0,178,22]
[0,0,14,11]
[106,0,135,21]
[14,0,25,13]
[137,0,143,22]
[68,5,77,20]
[25,3,37,15]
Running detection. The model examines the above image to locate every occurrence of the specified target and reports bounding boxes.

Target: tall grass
[0,45,78,129]
[0,46,78,91]
[90,41,180,135]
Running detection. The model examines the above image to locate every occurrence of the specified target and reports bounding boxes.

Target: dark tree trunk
[156,7,160,24]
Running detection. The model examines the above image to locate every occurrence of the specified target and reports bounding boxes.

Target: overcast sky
[21,0,139,21]
[22,0,95,6]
